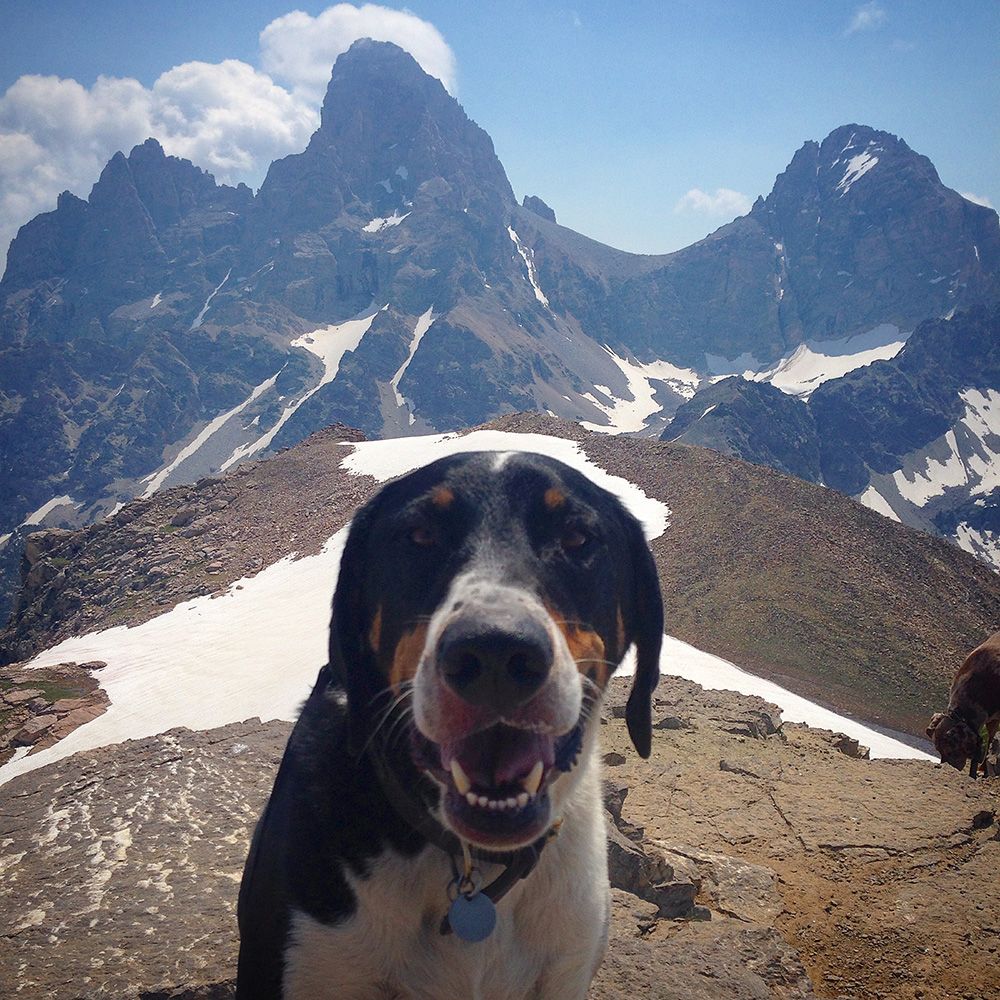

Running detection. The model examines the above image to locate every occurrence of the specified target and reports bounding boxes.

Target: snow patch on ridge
[141,375,279,498]
[0,429,931,787]
[390,307,435,423]
[747,324,906,398]
[23,495,78,526]
[837,144,881,197]
[507,227,550,308]
[189,269,231,330]
[955,523,1000,568]
[892,389,1000,508]
[363,211,410,233]
[856,485,900,522]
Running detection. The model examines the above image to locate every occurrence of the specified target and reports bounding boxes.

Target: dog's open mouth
[411,721,583,848]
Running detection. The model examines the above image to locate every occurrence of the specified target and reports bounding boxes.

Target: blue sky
[1,1,997,260]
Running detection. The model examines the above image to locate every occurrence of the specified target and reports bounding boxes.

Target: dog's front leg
[527,930,609,1000]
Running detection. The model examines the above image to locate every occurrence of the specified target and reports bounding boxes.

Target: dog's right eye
[410,525,437,547]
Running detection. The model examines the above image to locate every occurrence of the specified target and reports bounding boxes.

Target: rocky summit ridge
[2,40,999,618]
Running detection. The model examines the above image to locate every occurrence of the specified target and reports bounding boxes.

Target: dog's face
[926,712,980,770]
[328,450,663,851]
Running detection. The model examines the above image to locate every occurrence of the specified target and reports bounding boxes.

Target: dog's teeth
[450,759,472,795]
[488,799,500,811]
[477,795,489,808]
[466,791,478,807]
[522,760,544,796]
[516,792,529,809]
[505,796,518,810]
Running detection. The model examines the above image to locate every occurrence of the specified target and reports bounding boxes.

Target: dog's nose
[438,617,553,713]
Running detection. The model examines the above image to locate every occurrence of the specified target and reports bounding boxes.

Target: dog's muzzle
[410,581,585,849]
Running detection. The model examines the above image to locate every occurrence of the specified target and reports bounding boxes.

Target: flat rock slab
[0,720,287,999]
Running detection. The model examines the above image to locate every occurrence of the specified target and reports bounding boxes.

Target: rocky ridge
[0,659,108,764]
[664,305,1000,568]
[3,414,999,742]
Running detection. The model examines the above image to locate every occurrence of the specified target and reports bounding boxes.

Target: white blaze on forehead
[340,429,670,541]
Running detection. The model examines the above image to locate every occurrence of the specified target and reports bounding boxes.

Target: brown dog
[927,630,1000,779]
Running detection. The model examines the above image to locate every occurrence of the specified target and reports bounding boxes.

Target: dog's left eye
[410,525,437,547]
[560,527,590,552]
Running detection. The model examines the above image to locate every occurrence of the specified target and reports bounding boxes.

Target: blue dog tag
[448,891,497,942]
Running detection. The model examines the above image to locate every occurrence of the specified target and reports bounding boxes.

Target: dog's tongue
[441,725,555,787]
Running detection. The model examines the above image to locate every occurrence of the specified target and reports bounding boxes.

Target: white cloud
[674,187,752,218]
[0,64,317,270]
[844,2,887,35]
[961,191,995,210]
[259,3,457,100]
[0,4,456,274]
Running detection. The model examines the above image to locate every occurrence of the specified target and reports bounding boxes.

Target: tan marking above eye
[369,605,383,653]
[389,623,430,691]
[431,486,455,509]
[544,487,567,510]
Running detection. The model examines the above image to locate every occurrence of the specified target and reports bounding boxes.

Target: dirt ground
[602,676,1000,1000]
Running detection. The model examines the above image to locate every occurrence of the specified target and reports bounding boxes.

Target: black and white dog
[237,450,663,999]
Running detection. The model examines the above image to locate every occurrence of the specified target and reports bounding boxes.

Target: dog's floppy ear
[327,499,380,735]
[619,511,664,760]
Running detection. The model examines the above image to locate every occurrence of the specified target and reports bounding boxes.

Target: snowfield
[0,431,933,787]
[747,324,906,399]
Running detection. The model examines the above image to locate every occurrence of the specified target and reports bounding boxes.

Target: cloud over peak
[674,187,752,219]
[260,4,457,100]
[0,4,456,272]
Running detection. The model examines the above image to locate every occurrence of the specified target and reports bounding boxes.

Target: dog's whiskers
[360,685,416,755]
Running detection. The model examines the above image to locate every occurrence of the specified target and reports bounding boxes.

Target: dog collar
[366,739,558,938]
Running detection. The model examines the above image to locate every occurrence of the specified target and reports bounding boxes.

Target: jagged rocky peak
[1,137,247,292]
[522,195,556,223]
[257,39,514,232]
[744,122,1000,340]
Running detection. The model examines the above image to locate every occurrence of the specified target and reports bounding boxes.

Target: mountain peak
[320,38,447,131]
[257,36,513,234]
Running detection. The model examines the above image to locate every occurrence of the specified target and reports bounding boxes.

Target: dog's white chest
[281,769,610,1000]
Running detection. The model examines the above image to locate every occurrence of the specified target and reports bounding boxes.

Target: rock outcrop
[2,678,998,998]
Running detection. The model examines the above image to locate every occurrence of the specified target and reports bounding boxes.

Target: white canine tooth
[477,795,489,808]
[522,760,544,796]
[505,797,518,810]
[450,759,472,796]
[466,791,478,806]
[516,792,529,809]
